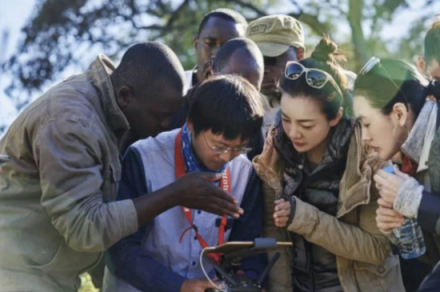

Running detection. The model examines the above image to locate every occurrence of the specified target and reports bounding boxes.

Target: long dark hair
[354,58,440,117]
[280,36,353,120]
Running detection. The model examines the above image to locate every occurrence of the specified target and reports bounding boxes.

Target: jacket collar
[85,54,130,134]
[253,123,383,218]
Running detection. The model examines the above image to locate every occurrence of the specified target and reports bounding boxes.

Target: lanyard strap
[175,130,230,264]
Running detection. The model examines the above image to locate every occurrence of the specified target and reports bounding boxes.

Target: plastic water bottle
[383,166,426,259]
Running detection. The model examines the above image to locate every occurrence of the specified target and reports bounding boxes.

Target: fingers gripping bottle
[383,166,426,259]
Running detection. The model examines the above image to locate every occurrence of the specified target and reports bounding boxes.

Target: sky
[0,0,36,130]
[0,0,439,134]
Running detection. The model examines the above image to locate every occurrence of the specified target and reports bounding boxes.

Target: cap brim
[256,43,290,57]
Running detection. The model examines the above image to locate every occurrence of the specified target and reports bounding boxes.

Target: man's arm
[35,120,139,252]
[228,168,266,280]
[35,119,243,253]
[106,147,186,292]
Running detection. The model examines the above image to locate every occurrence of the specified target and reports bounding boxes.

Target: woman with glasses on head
[253,37,404,292]
[353,58,440,291]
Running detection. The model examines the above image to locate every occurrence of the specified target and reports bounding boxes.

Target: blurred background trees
[1,0,438,116]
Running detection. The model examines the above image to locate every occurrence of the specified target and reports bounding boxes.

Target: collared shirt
[104,129,265,292]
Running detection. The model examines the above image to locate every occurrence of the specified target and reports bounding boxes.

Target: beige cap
[246,15,305,57]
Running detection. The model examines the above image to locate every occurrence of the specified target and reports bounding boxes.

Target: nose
[287,125,302,140]
[264,66,271,75]
[210,45,221,60]
[219,151,235,164]
[361,127,371,142]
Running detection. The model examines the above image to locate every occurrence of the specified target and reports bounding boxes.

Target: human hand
[376,201,404,232]
[373,165,409,205]
[180,279,217,292]
[273,199,291,227]
[172,172,243,218]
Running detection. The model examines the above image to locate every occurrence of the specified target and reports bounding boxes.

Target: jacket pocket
[353,255,403,292]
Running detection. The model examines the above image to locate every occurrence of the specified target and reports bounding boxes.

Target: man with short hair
[0,42,242,292]
[209,37,264,91]
[104,75,265,292]
[170,37,264,130]
[246,15,305,130]
[417,20,440,80]
[186,8,248,89]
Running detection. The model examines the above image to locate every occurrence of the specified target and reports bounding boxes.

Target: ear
[417,57,426,73]
[391,102,408,127]
[115,86,133,109]
[194,36,199,51]
[329,107,344,127]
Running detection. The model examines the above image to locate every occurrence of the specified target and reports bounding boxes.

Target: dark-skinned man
[185,8,248,90]
[246,15,305,133]
[169,37,264,132]
[0,42,242,292]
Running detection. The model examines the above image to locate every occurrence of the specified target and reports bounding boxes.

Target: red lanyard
[175,130,230,264]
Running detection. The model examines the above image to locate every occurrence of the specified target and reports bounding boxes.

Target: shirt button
[192,261,196,266]
[194,236,197,240]
[378,266,385,273]
[197,210,201,214]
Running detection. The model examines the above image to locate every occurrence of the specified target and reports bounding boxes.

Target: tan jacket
[253,125,404,292]
[0,55,138,292]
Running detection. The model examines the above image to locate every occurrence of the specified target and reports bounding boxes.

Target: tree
[1,0,438,114]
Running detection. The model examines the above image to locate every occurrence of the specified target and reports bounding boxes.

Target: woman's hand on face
[376,202,404,232]
[373,165,409,205]
[274,199,291,227]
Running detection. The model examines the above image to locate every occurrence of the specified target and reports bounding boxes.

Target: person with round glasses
[353,58,440,291]
[104,75,266,292]
[253,37,404,292]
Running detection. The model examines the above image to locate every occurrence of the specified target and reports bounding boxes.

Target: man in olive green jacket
[0,42,242,292]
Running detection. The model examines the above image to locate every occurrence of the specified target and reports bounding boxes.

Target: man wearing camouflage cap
[246,15,305,109]
[246,15,305,158]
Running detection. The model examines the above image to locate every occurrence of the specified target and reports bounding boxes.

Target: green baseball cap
[246,15,305,57]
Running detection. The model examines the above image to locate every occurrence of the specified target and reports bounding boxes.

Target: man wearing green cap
[246,15,305,132]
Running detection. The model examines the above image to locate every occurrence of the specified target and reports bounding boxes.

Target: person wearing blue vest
[103,75,266,292]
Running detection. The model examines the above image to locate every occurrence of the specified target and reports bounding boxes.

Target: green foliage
[1,0,438,110]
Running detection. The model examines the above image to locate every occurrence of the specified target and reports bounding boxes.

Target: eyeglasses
[202,133,252,155]
[360,57,409,109]
[284,61,343,98]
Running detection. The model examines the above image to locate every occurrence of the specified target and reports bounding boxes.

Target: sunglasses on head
[284,61,343,98]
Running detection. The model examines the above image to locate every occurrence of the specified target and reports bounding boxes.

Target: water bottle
[383,166,426,259]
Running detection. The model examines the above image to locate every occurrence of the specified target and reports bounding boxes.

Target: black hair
[280,36,352,120]
[197,8,248,36]
[188,75,263,141]
[112,42,185,98]
[355,58,440,117]
[424,20,440,63]
[212,37,263,73]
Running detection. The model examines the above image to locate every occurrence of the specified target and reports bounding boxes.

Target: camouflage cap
[246,15,305,57]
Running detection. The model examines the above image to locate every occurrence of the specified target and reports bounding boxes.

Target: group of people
[0,7,440,292]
